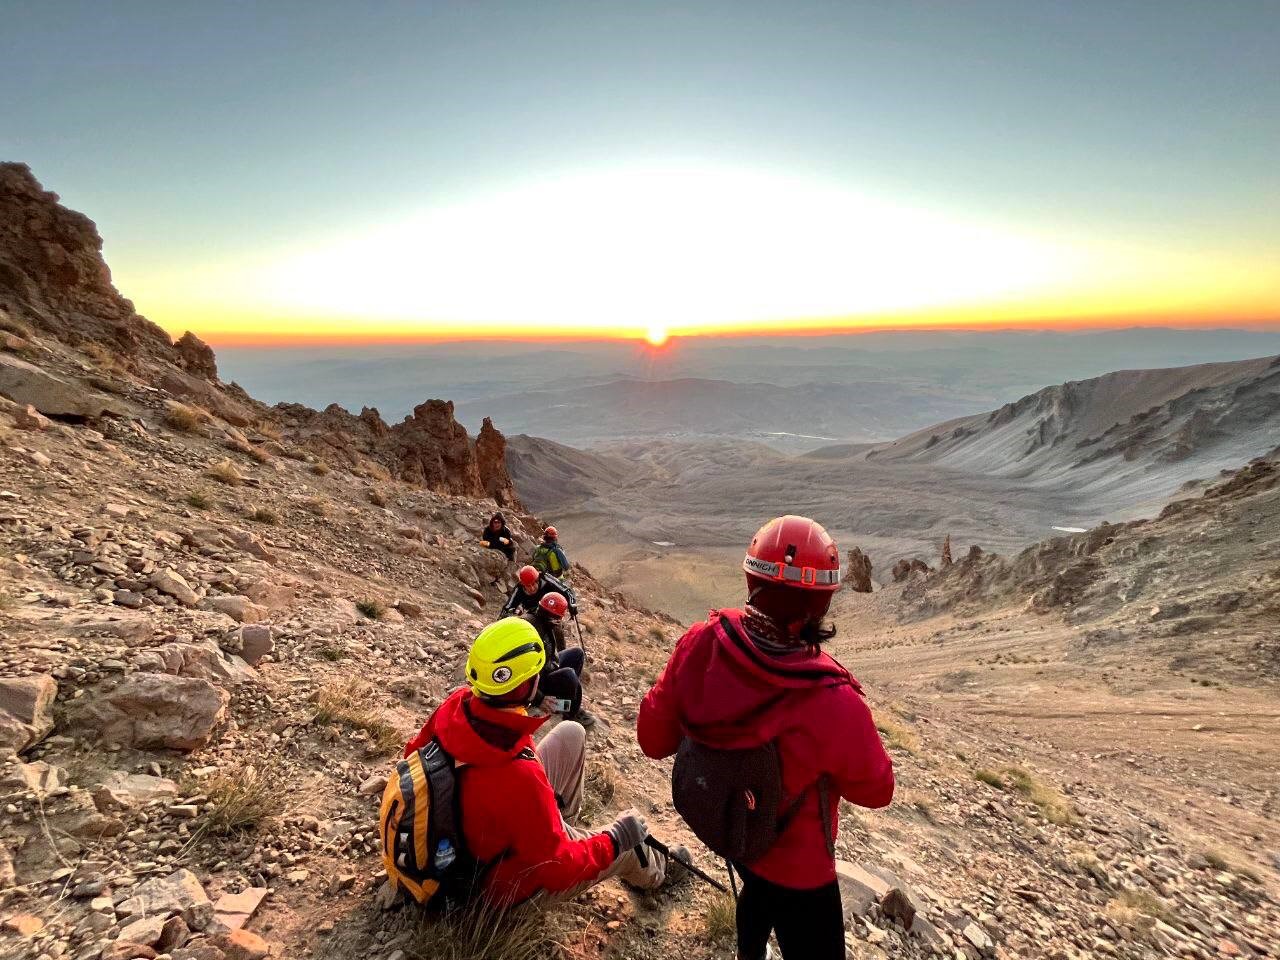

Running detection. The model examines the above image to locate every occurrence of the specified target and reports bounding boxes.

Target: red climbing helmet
[538,592,569,619]
[543,526,558,541]
[743,515,841,592]
[518,565,540,589]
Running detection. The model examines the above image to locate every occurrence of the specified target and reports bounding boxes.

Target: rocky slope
[895,454,1280,680]
[863,355,1280,498]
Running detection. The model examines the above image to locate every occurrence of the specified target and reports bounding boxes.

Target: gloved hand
[604,809,649,859]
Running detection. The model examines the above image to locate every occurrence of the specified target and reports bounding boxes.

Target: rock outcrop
[0,162,173,360]
[846,547,873,593]
[891,558,932,582]
[476,416,520,506]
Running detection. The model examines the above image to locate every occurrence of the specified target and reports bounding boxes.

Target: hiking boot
[660,844,692,888]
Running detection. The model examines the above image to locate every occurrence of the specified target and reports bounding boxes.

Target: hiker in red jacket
[403,617,673,906]
[638,515,894,960]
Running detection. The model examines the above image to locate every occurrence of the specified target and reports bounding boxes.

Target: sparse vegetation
[249,507,278,524]
[356,599,386,620]
[164,401,209,434]
[0,312,34,339]
[318,645,347,662]
[1106,887,1173,930]
[256,419,283,441]
[648,624,667,642]
[186,490,213,510]
[875,713,920,754]
[368,488,388,507]
[578,761,619,826]
[367,899,559,960]
[310,461,331,476]
[206,459,244,486]
[703,892,737,944]
[200,764,279,834]
[974,765,1076,825]
[314,678,402,754]
[303,497,329,516]
[974,768,1006,789]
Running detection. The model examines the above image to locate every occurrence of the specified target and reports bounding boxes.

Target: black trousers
[735,865,844,960]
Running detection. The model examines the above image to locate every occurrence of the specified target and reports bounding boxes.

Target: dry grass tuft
[0,312,34,340]
[1106,887,1172,936]
[186,490,213,510]
[875,713,920,755]
[384,901,565,960]
[703,892,737,944]
[578,761,619,826]
[356,599,385,621]
[303,496,329,516]
[368,488,388,508]
[975,768,1005,789]
[255,419,283,441]
[314,678,402,754]
[249,507,278,525]
[647,624,667,642]
[165,401,210,434]
[310,461,331,476]
[206,459,244,486]
[201,764,280,834]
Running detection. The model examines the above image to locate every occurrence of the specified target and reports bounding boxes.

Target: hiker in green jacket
[531,526,570,577]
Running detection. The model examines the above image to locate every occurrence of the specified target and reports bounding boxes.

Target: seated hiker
[637,515,894,960]
[501,564,577,618]
[391,617,675,907]
[531,525,570,577]
[525,591,597,727]
[479,511,516,562]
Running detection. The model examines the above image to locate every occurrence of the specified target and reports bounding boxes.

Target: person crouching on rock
[479,511,516,562]
[400,617,673,906]
[525,591,598,728]
[637,515,895,960]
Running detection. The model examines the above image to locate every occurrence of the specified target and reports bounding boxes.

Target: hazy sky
[3,1,1278,343]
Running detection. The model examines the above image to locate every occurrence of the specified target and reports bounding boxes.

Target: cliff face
[0,163,173,360]
[0,163,520,507]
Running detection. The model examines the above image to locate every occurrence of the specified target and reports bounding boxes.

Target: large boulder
[94,771,180,811]
[133,640,257,686]
[0,674,57,752]
[117,869,212,927]
[151,568,200,606]
[0,354,126,420]
[79,674,229,750]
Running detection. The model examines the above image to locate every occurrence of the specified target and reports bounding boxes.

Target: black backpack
[672,736,832,865]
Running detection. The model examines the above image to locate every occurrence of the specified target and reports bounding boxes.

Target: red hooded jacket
[404,687,615,905]
[638,609,894,889]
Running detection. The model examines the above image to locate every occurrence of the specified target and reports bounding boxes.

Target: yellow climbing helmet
[466,617,546,697]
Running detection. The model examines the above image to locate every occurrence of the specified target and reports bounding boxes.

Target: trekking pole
[643,836,728,893]
[573,613,587,656]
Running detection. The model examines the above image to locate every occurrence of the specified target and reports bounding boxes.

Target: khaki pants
[535,721,665,899]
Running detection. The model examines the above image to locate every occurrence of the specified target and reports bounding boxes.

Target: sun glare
[129,161,1280,343]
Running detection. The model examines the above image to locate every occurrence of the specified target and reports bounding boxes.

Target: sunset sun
[646,323,669,347]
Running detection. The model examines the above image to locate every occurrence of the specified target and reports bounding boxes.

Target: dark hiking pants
[734,865,844,960]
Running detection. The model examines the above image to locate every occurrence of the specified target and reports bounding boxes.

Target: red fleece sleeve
[496,761,615,898]
[403,712,437,758]
[638,626,700,759]
[834,687,895,809]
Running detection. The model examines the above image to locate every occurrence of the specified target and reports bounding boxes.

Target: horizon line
[195,314,1280,349]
